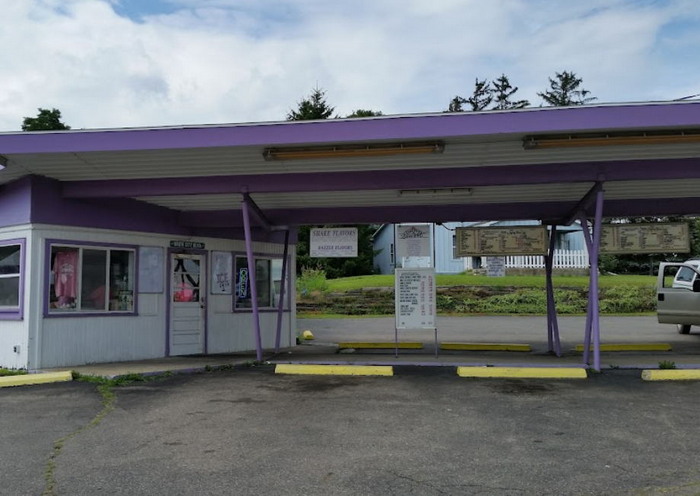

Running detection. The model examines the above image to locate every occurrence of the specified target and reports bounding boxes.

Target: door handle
[658,293,665,301]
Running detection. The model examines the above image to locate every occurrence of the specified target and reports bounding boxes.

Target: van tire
[678,324,691,334]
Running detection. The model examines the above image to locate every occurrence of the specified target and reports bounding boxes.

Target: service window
[235,256,288,310]
[49,244,135,313]
[0,242,22,314]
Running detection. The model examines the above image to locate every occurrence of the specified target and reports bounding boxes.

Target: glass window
[0,243,21,310]
[235,256,288,310]
[49,245,135,313]
[676,266,696,283]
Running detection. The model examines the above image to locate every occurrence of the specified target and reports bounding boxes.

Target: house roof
[1,101,700,229]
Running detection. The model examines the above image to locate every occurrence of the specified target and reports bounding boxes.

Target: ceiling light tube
[398,187,472,197]
[524,132,700,150]
[263,142,444,161]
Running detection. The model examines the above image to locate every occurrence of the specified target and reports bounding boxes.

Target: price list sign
[395,268,436,330]
[600,223,689,254]
[455,226,548,256]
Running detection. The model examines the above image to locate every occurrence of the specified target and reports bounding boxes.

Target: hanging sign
[395,224,432,259]
[455,226,547,256]
[395,268,436,330]
[211,251,233,295]
[170,240,205,250]
[310,228,358,257]
[600,223,689,254]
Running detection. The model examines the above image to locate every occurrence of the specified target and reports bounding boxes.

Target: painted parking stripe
[457,366,587,379]
[275,364,393,376]
[574,343,672,352]
[642,369,700,381]
[337,342,423,349]
[0,371,73,388]
[441,343,532,352]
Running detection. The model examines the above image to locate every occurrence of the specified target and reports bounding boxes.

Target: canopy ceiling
[1,101,700,229]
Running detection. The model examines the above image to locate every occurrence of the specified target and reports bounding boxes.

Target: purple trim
[165,248,209,356]
[43,239,139,318]
[0,178,32,228]
[590,190,604,372]
[274,230,290,353]
[0,238,25,320]
[30,176,190,236]
[2,102,700,155]
[241,200,263,361]
[61,157,700,199]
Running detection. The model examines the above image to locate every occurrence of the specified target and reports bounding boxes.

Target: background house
[373,221,587,274]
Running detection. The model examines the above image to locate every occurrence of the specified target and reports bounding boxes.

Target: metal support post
[241,199,263,362]
[545,225,561,356]
[274,230,290,353]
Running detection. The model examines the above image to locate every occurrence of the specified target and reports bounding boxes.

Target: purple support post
[241,200,263,362]
[274,230,290,353]
[579,216,594,366]
[545,225,561,356]
[590,189,605,372]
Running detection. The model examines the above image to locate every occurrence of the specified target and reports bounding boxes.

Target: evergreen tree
[447,96,467,112]
[466,78,493,111]
[21,108,70,131]
[491,74,529,110]
[538,70,596,106]
[286,87,335,121]
[346,109,383,118]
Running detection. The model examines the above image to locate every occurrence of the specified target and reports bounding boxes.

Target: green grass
[325,273,656,291]
[0,368,28,376]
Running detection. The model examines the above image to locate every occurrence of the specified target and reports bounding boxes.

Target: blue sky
[0,0,698,131]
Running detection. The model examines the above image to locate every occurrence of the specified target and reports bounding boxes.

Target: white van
[657,260,700,333]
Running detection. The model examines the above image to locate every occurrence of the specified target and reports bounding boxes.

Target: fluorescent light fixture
[0,155,6,170]
[523,131,700,150]
[398,187,472,197]
[263,142,444,161]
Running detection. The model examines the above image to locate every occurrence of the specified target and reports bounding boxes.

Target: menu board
[455,226,548,256]
[310,228,358,258]
[395,268,436,330]
[600,223,689,254]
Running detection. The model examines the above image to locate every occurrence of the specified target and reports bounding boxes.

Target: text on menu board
[455,226,548,256]
[600,223,689,254]
[310,228,358,258]
[395,268,436,330]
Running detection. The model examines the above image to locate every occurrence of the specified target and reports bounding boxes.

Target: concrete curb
[337,342,423,350]
[574,343,672,352]
[457,366,587,379]
[0,371,73,388]
[275,364,394,376]
[641,369,700,381]
[441,343,532,352]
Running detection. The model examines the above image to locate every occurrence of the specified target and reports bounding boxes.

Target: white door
[170,254,205,355]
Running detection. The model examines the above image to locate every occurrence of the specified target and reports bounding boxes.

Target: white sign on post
[310,228,358,258]
[395,268,436,330]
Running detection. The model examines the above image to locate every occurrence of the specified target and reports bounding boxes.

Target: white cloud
[0,0,698,131]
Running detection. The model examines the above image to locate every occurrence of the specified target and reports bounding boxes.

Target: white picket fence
[503,250,589,269]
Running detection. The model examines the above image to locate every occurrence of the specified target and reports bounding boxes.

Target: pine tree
[491,74,529,110]
[538,71,596,106]
[466,78,493,111]
[286,87,335,120]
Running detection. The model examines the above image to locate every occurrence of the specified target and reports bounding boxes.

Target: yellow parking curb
[337,342,423,350]
[441,343,532,352]
[641,369,700,381]
[275,364,393,376]
[0,371,73,388]
[457,366,587,379]
[574,343,672,352]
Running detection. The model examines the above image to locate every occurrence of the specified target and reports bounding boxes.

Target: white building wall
[0,226,32,370]
[29,224,295,369]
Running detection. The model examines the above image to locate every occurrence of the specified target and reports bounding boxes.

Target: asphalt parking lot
[4,365,700,496]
